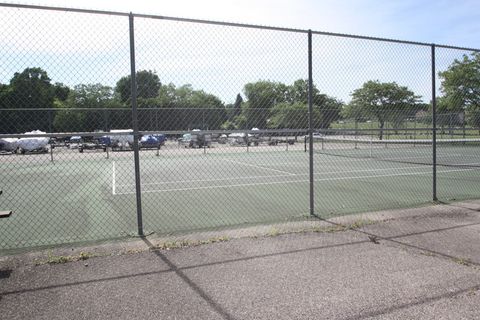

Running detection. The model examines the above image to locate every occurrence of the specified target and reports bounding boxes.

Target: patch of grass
[267,227,281,237]
[126,248,144,255]
[312,219,376,233]
[348,219,375,229]
[312,225,345,233]
[467,287,478,296]
[79,251,95,260]
[35,251,97,265]
[156,241,187,250]
[454,257,471,266]
[199,236,230,245]
[420,251,435,257]
[154,236,230,250]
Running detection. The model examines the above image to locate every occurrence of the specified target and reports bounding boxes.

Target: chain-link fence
[1,3,479,252]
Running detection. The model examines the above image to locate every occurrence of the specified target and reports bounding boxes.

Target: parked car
[178,133,192,148]
[179,131,212,148]
[140,134,166,149]
[16,130,50,154]
[0,138,18,153]
[108,129,134,151]
[79,137,109,153]
[68,136,83,149]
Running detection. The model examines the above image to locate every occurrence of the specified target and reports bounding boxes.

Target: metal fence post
[308,30,314,216]
[431,44,437,201]
[129,12,144,236]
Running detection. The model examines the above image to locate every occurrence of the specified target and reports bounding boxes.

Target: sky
[4,0,479,47]
[0,0,479,104]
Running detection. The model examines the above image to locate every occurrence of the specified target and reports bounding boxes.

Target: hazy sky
[5,0,479,47]
[0,1,479,103]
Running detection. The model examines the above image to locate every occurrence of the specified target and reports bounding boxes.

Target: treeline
[0,68,343,133]
[1,52,480,135]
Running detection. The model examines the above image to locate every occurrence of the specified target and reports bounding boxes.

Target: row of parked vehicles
[178,129,296,148]
[1,129,296,154]
[0,130,51,154]
[0,130,167,154]
[69,131,167,153]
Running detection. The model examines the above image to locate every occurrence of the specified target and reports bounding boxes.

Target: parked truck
[179,130,212,148]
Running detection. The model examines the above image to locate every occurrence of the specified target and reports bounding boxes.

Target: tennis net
[308,136,480,168]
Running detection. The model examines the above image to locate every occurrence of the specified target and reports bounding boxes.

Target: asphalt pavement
[1,201,479,319]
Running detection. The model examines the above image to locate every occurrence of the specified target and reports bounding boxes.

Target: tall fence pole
[431,44,437,201]
[129,12,144,236]
[308,30,314,216]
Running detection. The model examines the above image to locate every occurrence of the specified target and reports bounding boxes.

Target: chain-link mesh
[133,17,309,236]
[0,7,137,252]
[435,47,480,202]
[0,4,479,252]
[311,35,433,216]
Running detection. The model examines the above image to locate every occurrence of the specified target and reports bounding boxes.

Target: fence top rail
[1,128,478,139]
[1,2,479,52]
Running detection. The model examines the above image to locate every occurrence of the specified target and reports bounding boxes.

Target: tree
[241,79,342,130]
[53,83,70,101]
[187,86,226,130]
[224,79,343,130]
[433,96,464,130]
[344,81,420,140]
[439,52,480,128]
[230,93,243,119]
[268,103,312,129]
[286,79,343,129]
[54,84,116,132]
[115,70,161,103]
[242,81,288,128]
[0,67,55,133]
[138,83,227,131]
[223,94,244,130]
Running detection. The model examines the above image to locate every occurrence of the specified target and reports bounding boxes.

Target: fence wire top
[0,2,479,52]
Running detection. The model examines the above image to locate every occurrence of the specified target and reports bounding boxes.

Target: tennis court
[1,138,479,251]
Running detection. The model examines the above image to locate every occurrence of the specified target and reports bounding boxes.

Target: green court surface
[1,144,479,252]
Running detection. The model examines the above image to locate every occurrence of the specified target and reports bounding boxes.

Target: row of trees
[0,69,342,133]
[1,52,480,136]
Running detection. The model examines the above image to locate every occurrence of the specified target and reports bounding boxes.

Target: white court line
[118,173,283,187]
[113,167,479,195]
[117,164,442,188]
[222,158,295,176]
[112,161,116,195]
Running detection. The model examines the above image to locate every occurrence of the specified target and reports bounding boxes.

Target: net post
[129,12,144,237]
[369,134,373,158]
[414,116,417,147]
[308,30,314,216]
[431,44,437,201]
[204,135,207,154]
[354,120,358,149]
